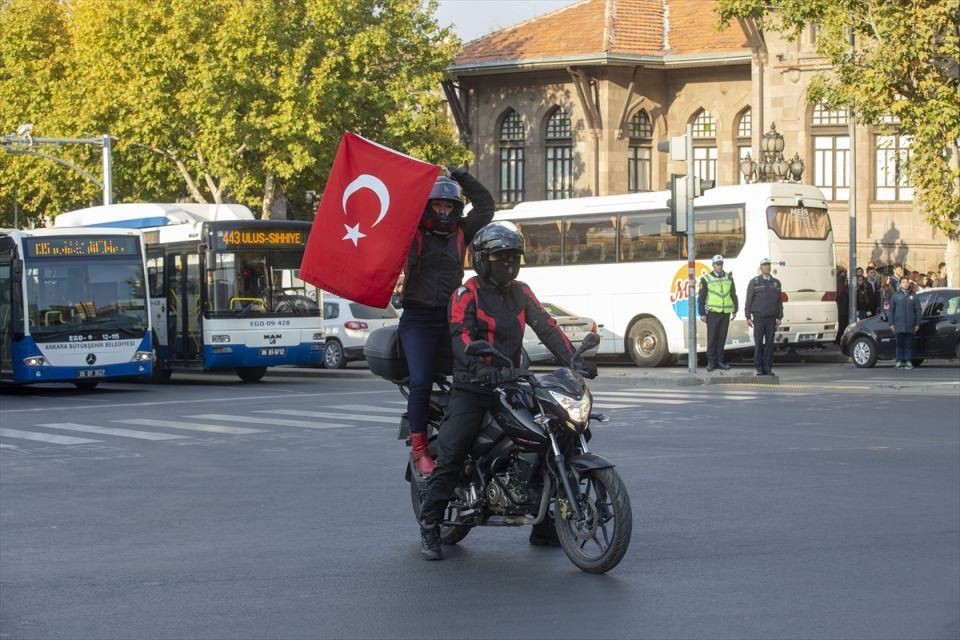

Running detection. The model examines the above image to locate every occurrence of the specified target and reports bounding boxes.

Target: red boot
[410,432,436,476]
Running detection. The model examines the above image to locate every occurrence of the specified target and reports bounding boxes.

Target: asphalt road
[1,363,958,640]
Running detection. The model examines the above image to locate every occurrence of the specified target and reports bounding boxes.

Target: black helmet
[420,176,464,234]
[471,222,525,286]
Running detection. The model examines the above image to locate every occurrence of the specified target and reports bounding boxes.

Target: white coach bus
[498,182,838,367]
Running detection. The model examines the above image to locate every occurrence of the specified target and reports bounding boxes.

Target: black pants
[420,386,496,524]
[706,311,731,367]
[752,315,776,373]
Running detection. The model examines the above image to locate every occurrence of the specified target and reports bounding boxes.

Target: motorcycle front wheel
[408,469,472,546]
[555,467,632,574]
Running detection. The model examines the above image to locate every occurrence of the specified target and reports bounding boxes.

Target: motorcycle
[364,328,632,574]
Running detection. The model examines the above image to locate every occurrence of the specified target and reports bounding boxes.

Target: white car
[523,302,600,365]
[321,295,400,369]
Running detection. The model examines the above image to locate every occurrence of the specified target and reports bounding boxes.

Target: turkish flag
[299,132,439,308]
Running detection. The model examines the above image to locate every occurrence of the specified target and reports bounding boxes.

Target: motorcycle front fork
[549,431,587,523]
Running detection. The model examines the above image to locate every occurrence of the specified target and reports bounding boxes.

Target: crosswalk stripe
[188,414,352,430]
[36,423,189,441]
[259,409,397,424]
[328,404,403,415]
[592,396,690,405]
[1,428,101,445]
[113,419,265,435]
[595,390,757,399]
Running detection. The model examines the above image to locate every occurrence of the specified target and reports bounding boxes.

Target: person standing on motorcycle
[418,222,598,560]
[398,168,494,476]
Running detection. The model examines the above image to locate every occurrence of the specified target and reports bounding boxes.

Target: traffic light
[668,174,688,234]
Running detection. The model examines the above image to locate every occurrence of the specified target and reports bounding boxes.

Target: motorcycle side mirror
[464,340,496,357]
[575,332,600,356]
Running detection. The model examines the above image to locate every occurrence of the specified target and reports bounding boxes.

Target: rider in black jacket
[399,169,494,476]
[418,222,597,560]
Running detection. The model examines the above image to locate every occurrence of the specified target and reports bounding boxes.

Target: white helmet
[712,254,724,264]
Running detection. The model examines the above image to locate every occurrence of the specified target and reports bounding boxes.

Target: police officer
[418,222,597,560]
[697,255,739,371]
[744,257,783,376]
[399,169,494,476]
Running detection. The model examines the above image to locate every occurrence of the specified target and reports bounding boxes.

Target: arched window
[627,110,653,192]
[736,108,752,184]
[875,113,913,201]
[691,109,717,184]
[499,109,525,204]
[810,102,850,201]
[544,107,573,200]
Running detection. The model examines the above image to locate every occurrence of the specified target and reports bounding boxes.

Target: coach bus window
[564,217,617,265]
[684,206,745,259]
[515,220,562,266]
[620,210,678,261]
[766,205,831,240]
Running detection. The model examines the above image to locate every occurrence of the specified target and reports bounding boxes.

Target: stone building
[442,0,949,273]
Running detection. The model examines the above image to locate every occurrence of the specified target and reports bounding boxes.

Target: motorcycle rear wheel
[409,470,472,546]
[555,467,632,574]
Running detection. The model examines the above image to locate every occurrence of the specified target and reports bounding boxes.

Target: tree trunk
[945,235,958,289]
[261,173,276,220]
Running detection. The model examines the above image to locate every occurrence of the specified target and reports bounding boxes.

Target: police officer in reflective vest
[744,257,783,376]
[697,254,739,371]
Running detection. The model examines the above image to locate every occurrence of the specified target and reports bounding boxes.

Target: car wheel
[850,336,878,368]
[627,318,669,367]
[323,339,346,369]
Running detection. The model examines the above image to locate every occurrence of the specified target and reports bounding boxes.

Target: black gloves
[476,365,504,386]
[447,166,468,181]
[576,360,598,379]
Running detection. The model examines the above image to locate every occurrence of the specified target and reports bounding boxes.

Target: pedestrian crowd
[835,260,949,334]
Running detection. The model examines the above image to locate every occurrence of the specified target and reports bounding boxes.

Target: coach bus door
[166,252,203,365]
[0,244,15,381]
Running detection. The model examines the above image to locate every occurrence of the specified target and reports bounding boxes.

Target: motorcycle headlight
[548,389,592,426]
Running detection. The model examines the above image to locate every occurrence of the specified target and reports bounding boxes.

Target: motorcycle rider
[399,169,494,476]
[418,222,598,560]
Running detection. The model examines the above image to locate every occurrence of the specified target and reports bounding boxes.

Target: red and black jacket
[449,276,574,385]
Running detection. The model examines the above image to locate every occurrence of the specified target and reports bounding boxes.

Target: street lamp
[740,122,804,184]
[0,124,113,205]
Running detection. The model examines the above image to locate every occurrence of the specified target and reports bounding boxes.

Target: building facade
[443,0,948,273]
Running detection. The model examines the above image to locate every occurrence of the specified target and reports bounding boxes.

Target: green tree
[0,0,468,226]
[717,0,960,279]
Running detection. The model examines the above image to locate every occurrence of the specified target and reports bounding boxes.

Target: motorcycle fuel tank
[494,390,547,450]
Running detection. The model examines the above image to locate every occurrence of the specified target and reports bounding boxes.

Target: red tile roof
[454,0,749,67]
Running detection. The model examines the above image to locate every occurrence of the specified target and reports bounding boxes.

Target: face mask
[420,209,459,234]
[487,254,520,287]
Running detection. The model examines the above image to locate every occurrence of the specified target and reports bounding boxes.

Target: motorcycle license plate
[77,369,107,378]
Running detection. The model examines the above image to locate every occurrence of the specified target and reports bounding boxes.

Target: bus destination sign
[24,236,140,258]
[216,229,306,249]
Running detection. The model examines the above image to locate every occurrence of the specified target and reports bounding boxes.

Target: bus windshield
[25,258,149,341]
[767,205,831,239]
[208,250,319,317]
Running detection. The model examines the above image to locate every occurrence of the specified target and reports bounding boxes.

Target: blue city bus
[55,203,325,382]
[0,228,154,389]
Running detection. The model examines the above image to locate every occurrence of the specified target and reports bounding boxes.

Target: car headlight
[548,390,592,426]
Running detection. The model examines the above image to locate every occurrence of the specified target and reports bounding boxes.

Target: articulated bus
[55,203,324,382]
[497,182,838,367]
[0,228,154,388]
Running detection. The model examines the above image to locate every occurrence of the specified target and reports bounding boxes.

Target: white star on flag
[342,223,367,246]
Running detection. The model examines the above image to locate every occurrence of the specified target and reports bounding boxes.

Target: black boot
[529,516,561,547]
[420,521,443,561]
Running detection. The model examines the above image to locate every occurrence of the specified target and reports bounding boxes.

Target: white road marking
[260,409,397,424]
[0,428,101,445]
[35,423,188,441]
[328,404,403,414]
[114,419,266,435]
[188,414,353,430]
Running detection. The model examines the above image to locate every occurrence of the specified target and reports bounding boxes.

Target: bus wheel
[74,381,99,391]
[236,367,267,383]
[627,318,669,367]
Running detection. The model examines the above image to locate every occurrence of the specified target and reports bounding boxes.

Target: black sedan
[840,288,960,367]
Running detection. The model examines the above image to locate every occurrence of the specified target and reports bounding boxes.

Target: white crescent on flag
[342,174,390,227]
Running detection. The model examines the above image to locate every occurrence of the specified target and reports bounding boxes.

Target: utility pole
[847,28,858,329]
[0,125,113,206]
